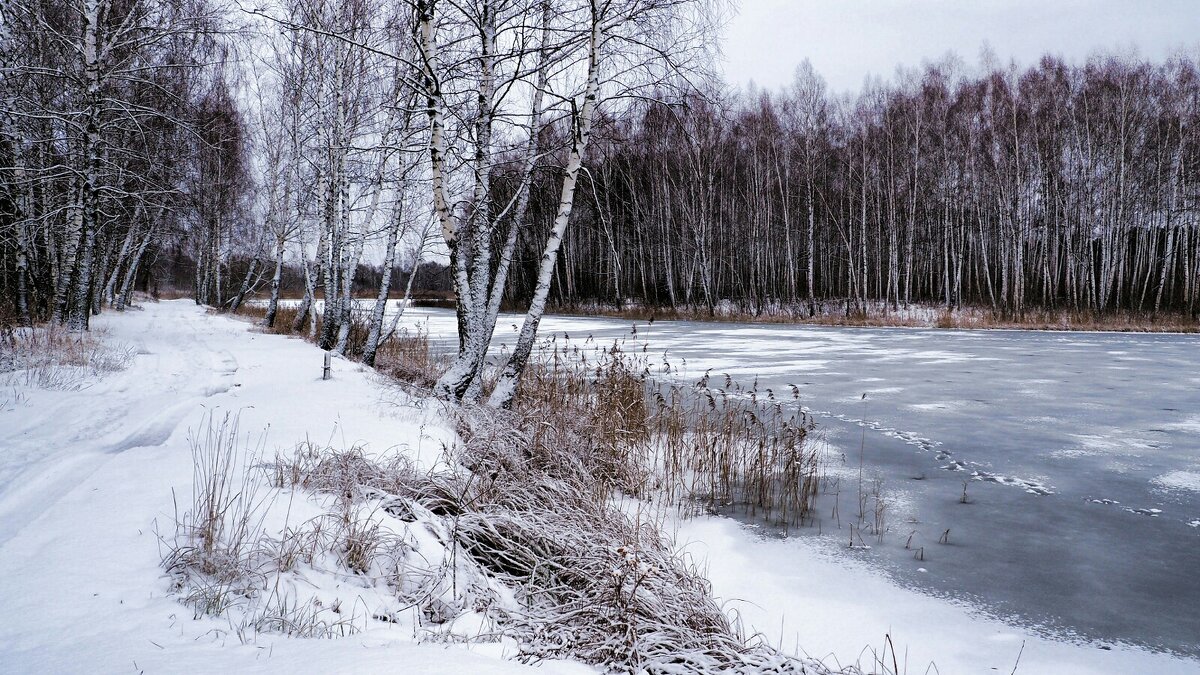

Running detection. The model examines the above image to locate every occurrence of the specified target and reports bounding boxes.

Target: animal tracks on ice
[1083,496,1200,529]
[800,405,1056,496]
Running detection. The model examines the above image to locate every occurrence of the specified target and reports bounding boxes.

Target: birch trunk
[293,224,325,336]
[11,145,33,325]
[53,180,84,324]
[319,58,348,350]
[362,209,404,367]
[416,0,469,368]
[66,0,105,331]
[264,231,287,328]
[116,226,154,311]
[228,255,260,313]
[103,219,137,307]
[488,2,603,408]
[334,105,400,354]
[379,227,430,348]
[431,0,501,400]
[462,0,552,402]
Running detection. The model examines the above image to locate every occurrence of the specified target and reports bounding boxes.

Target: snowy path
[0,302,551,674]
[0,306,238,547]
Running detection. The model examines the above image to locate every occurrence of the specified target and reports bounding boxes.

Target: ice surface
[393,306,1200,661]
[1155,470,1200,493]
[676,516,1197,674]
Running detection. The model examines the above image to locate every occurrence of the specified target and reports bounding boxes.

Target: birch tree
[414,0,720,405]
[0,0,222,327]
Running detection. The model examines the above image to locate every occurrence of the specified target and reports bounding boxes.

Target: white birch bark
[10,141,33,324]
[66,0,106,330]
[462,0,551,402]
[362,212,403,366]
[379,216,435,348]
[428,0,502,400]
[103,217,137,307]
[227,249,262,313]
[333,101,400,354]
[264,229,287,327]
[488,1,603,408]
[116,221,156,311]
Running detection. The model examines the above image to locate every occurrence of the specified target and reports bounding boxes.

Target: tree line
[506,53,1200,318]
[0,0,717,406]
[0,0,230,329]
[6,1,1196,410]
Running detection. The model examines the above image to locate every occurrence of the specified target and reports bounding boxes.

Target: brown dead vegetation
[551,302,1200,333]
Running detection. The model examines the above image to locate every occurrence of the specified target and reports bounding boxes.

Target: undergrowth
[163,302,873,672]
[551,299,1200,333]
[507,339,822,529]
[0,322,135,390]
[164,408,848,672]
[233,301,447,387]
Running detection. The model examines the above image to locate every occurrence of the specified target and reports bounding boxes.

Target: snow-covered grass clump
[0,322,135,390]
[162,339,847,673]
[163,411,514,644]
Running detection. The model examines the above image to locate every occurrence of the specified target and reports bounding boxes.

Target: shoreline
[539,302,1200,334]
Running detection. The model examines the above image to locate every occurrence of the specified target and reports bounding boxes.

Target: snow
[1155,470,1200,494]
[0,301,581,674]
[1,300,1197,674]
[674,516,1198,674]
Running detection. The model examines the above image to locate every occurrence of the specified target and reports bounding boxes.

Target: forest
[4,3,1200,672]
[513,55,1200,318]
[2,0,1199,391]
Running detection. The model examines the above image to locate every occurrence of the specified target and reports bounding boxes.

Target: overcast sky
[721,0,1200,95]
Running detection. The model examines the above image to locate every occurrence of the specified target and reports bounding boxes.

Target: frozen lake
[399,306,1200,658]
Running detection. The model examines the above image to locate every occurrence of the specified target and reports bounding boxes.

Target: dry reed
[552,300,1200,333]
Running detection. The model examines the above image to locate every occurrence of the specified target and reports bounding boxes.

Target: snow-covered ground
[673,517,1195,674]
[0,301,587,674]
[1,301,1196,673]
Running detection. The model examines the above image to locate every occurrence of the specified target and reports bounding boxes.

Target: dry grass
[266,409,842,672]
[163,352,847,670]
[154,288,194,300]
[0,322,136,390]
[229,302,301,336]
[500,340,822,530]
[230,302,445,387]
[374,324,448,389]
[0,303,17,330]
[187,298,863,671]
[162,415,414,640]
[553,301,1200,333]
[163,411,275,618]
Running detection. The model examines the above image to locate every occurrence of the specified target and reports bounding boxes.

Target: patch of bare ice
[1062,431,1158,458]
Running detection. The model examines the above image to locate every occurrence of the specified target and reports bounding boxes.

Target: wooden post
[323,351,332,380]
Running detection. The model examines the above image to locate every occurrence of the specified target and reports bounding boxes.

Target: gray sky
[721,0,1200,95]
